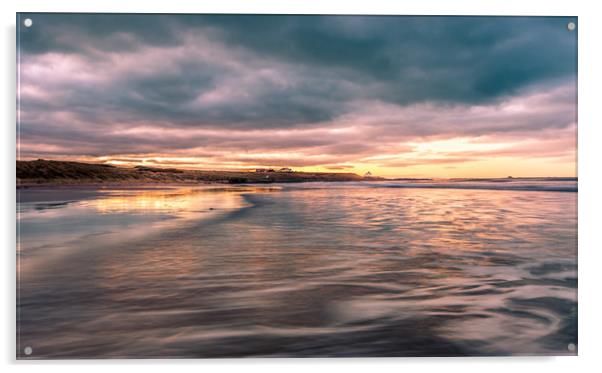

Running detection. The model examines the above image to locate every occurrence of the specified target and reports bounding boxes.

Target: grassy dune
[17,159,367,187]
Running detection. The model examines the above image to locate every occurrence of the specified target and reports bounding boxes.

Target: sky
[17,14,577,178]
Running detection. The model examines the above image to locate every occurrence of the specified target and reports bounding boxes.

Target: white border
[2,1,601,372]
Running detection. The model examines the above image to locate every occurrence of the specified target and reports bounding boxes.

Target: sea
[16,178,577,358]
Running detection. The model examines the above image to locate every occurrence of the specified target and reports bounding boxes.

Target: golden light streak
[21,133,576,179]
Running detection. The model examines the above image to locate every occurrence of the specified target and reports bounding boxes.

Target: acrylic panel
[16,13,578,359]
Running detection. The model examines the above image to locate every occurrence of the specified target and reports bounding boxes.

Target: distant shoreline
[16,159,577,189]
[16,159,372,188]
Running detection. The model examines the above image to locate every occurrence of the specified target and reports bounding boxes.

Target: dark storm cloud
[23,14,576,100]
[19,14,577,113]
[198,15,577,102]
[19,14,181,54]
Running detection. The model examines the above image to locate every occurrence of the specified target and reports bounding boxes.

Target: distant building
[364,171,373,177]
[255,168,276,173]
[278,167,293,173]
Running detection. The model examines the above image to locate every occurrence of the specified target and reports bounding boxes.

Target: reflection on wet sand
[17,183,577,358]
[90,187,250,215]
[17,187,270,278]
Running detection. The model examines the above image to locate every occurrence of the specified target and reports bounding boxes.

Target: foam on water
[269,178,578,193]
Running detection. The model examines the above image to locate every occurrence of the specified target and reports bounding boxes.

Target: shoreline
[17,180,217,190]
[17,159,369,187]
[16,178,371,190]
[16,160,577,190]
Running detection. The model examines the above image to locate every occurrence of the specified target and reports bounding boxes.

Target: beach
[17,180,577,357]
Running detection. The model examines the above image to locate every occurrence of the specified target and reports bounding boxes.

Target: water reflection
[17,183,577,358]
[17,186,265,277]
[90,188,246,215]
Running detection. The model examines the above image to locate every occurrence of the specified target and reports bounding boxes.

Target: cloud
[17,14,577,175]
